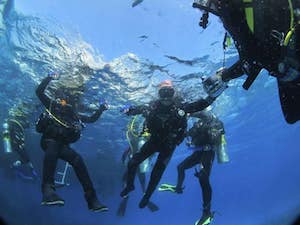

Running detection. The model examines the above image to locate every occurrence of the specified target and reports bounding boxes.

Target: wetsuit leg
[122,171,128,186]
[15,147,30,164]
[41,139,61,189]
[59,145,95,194]
[278,79,300,124]
[143,144,175,202]
[126,140,156,189]
[176,151,202,190]
[137,170,146,192]
[197,151,215,213]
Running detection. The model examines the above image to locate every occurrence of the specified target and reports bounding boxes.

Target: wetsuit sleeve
[35,77,52,108]
[126,105,149,116]
[183,97,215,114]
[221,60,245,82]
[222,60,262,90]
[78,106,106,123]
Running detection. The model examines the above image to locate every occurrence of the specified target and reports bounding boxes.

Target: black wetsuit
[6,119,31,165]
[203,0,300,124]
[36,77,105,198]
[123,96,214,207]
[176,112,224,215]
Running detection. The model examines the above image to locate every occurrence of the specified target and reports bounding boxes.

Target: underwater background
[1,0,300,224]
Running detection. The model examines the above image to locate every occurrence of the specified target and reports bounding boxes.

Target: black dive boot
[120,185,135,198]
[139,193,150,209]
[41,184,64,206]
[85,191,108,212]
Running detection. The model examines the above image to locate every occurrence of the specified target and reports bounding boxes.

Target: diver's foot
[120,185,135,198]
[175,187,184,194]
[139,194,150,209]
[85,192,108,212]
[41,192,65,206]
[88,201,109,212]
[195,212,214,225]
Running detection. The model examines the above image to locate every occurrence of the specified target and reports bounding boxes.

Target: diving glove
[99,99,109,110]
[48,72,60,80]
[120,104,132,114]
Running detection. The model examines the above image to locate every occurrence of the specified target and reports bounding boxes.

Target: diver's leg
[137,170,146,192]
[138,169,160,212]
[121,140,155,197]
[139,145,175,208]
[15,146,30,165]
[197,151,215,216]
[117,171,129,216]
[59,145,108,212]
[41,139,64,206]
[278,79,300,124]
[16,147,37,178]
[176,151,202,193]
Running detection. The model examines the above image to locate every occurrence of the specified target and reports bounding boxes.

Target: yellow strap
[128,116,140,138]
[242,0,254,33]
[245,7,254,33]
[287,0,294,30]
[45,108,69,128]
[226,36,232,47]
[284,28,295,46]
[283,0,297,46]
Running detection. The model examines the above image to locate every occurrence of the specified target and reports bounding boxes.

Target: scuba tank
[216,134,229,163]
[2,122,12,154]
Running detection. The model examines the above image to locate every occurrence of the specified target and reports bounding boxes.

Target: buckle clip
[270,30,285,46]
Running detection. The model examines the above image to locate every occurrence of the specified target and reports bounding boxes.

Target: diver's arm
[35,77,52,108]
[126,105,149,116]
[79,105,107,123]
[183,97,215,114]
[221,60,244,82]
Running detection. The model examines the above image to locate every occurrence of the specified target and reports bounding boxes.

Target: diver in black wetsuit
[120,80,220,209]
[193,0,300,124]
[160,111,226,225]
[35,73,108,212]
[2,106,38,180]
[117,116,159,216]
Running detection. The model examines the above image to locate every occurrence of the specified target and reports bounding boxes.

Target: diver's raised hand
[48,71,60,80]
[99,99,109,111]
[120,104,132,114]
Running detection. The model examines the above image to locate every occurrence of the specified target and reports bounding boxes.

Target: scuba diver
[35,72,109,212]
[2,101,38,181]
[193,0,300,124]
[117,115,159,216]
[120,80,223,209]
[158,111,228,225]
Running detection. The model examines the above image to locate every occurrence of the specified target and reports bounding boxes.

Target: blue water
[1,0,300,224]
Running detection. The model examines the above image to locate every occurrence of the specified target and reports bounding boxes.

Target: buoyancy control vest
[146,101,187,145]
[36,101,83,143]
